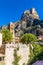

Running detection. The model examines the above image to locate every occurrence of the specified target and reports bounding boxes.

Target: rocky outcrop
[14,8,43,37]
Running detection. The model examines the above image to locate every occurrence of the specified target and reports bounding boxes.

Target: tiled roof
[32,60,43,65]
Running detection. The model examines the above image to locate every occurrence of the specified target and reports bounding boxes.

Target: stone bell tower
[8,22,15,42]
[0,33,2,47]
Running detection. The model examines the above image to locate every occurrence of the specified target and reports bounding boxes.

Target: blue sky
[0,0,43,25]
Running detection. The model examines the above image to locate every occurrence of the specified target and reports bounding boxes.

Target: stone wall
[5,43,30,65]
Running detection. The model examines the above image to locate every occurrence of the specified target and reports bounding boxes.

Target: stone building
[5,43,30,65]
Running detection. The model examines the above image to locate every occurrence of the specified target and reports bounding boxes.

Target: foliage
[21,33,37,44]
[13,49,21,65]
[20,30,24,36]
[23,63,25,65]
[28,44,43,65]
[2,29,13,43]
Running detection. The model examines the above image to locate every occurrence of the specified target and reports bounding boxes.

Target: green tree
[28,44,43,65]
[20,30,24,36]
[21,33,37,44]
[13,49,21,65]
[2,29,13,43]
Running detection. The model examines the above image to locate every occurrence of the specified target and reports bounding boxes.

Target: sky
[0,0,43,26]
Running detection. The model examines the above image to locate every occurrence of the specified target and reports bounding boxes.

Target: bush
[13,49,21,65]
[28,44,43,65]
[21,33,37,44]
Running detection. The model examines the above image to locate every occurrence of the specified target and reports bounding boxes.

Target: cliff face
[21,8,39,21]
[21,8,39,28]
[14,8,43,37]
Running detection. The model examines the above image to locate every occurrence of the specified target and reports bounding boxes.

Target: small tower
[0,33,2,47]
[8,22,15,42]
